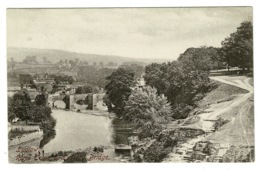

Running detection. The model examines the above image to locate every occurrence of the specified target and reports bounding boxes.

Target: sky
[7,7,252,60]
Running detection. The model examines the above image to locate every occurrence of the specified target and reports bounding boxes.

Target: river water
[43,109,113,153]
[41,109,130,163]
[9,108,130,163]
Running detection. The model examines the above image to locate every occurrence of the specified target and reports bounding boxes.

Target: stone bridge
[49,93,105,110]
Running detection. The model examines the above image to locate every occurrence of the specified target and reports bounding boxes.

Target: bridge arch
[53,100,66,109]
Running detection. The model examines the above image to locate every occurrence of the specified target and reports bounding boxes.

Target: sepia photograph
[6,7,254,163]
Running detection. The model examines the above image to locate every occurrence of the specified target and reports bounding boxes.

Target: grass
[198,80,248,107]
[205,99,254,146]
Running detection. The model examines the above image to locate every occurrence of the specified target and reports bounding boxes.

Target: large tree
[124,86,172,138]
[105,68,136,115]
[221,21,253,72]
[144,61,211,119]
[178,46,222,73]
[8,89,32,123]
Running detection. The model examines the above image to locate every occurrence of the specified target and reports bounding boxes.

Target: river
[9,108,126,163]
[43,109,113,153]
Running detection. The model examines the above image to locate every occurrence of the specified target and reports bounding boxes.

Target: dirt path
[199,76,253,127]
[210,76,253,92]
[209,76,254,159]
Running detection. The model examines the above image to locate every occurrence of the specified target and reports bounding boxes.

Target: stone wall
[9,131,43,146]
[10,125,41,132]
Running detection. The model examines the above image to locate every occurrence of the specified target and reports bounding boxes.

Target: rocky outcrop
[222,146,254,162]
[132,132,178,162]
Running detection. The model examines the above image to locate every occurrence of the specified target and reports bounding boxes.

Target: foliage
[19,74,33,85]
[8,96,17,122]
[103,94,113,112]
[39,115,56,148]
[34,93,48,106]
[29,104,52,123]
[8,89,32,122]
[119,63,145,79]
[108,61,117,66]
[144,61,211,119]
[213,117,229,131]
[64,152,87,163]
[49,74,74,84]
[42,56,51,64]
[75,84,92,94]
[22,56,38,64]
[124,86,172,138]
[142,132,178,162]
[29,91,51,122]
[77,66,115,88]
[220,21,253,72]
[8,89,56,148]
[105,68,136,115]
[178,46,222,72]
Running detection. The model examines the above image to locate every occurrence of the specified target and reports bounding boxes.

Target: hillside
[164,76,254,162]
[7,47,171,65]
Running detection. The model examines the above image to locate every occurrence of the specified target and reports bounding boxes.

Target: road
[207,76,254,159]
[199,76,253,128]
[210,76,253,92]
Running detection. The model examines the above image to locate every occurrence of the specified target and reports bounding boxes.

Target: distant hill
[7,47,172,65]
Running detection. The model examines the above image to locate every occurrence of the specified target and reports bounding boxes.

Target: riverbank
[9,108,119,163]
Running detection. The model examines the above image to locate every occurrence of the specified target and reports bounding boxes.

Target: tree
[83,61,89,65]
[8,96,16,122]
[52,75,74,84]
[23,56,38,64]
[144,63,166,95]
[75,58,80,65]
[124,86,172,138]
[8,89,32,123]
[144,61,212,119]
[69,60,75,67]
[34,92,48,106]
[120,63,145,79]
[11,57,16,70]
[19,74,33,85]
[77,66,115,88]
[58,59,64,65]
[108,62,114,66]
[105,68,136,115]
[42,56,51,64]
[221,21,253,72]
[178,47,221,73]
[221,35,237,71]
[29,105,52,123]
[75,84,93,94]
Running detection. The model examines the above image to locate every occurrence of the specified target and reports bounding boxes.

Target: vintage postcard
[7,7,254,163]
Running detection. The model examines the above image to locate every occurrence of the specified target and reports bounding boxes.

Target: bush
[214,117,229,130]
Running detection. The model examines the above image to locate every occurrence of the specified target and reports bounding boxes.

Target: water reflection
[39,129,56,149]
[43,110,113,153]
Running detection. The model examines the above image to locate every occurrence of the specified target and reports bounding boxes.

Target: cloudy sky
[7,7,252,60]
